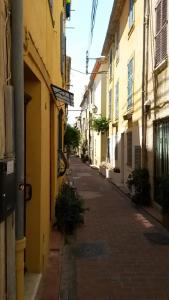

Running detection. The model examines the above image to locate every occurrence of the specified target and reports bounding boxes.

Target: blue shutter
[115,81,119,119]
[129,0,134,28]
[109,89,112,119]
[127,58,133,109]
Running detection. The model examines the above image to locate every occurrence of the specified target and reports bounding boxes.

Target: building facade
[146,0,169,203]
[102,0,144,187]
[0,0,72,299]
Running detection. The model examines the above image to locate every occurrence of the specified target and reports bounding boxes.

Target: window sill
[123,108,133,120]
[154,57,168,75]
[112,121,118,127]
[128,23,135,39]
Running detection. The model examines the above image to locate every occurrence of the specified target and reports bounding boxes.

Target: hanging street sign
[51,84,74,106]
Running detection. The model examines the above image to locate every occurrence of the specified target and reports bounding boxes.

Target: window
[108,89,112,119]
[127,131,132,167]
[127,57,134,109]
[135,146,141,168]
[109,49,112,80]
[155,118,169,177]
[107,138,110,163]
[115,80,119,119]
[115,26,120,62]
[129,0,134,29]
[155,0,168,67]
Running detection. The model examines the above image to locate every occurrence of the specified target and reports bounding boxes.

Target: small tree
[64,124,81,152]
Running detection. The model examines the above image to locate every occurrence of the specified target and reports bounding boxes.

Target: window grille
[155,118,169,177]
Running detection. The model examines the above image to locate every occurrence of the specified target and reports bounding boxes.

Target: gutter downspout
[141,0,147,168]
[11,1,25,299]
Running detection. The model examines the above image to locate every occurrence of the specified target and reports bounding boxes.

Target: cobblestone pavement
[69,157,169,300]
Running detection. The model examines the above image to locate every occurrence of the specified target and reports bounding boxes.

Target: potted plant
[156,175,169,229]
[110,167,121,186]
[99,161,107,177]
[55,183,87,240]
[91,116,109,134]
[127,168,151,206]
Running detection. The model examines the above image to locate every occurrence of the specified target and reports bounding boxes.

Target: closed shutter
[129,0,134,28]
[155,0,168,66]
[115,80,119,119]
[127,58,133,109]
[115,134,118,161]
[135,146,141,168]
[109,89,112,119]
[127,131,132,167]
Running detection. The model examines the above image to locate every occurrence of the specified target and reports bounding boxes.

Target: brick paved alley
[64,156,169,300]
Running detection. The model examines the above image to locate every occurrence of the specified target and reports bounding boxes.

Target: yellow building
[23,0,72,295]
[102,0,144,187]
[0,0,72,299]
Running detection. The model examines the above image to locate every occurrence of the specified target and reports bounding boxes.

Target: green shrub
[91,116,109,134]
[156,175,169,215]
[55,183,86,235]
[127,168,151,206]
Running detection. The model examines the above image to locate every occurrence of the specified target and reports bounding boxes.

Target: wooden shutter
[115,80,119,119]
[127,58,133,109]
[127,131,132,167]
[155,0,168,66]
[115,134,118,160]
[135,146,141,168]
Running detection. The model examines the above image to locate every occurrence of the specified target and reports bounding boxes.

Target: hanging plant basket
[91,116,109,134]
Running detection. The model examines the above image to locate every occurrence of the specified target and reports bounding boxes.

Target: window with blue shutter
[109,49,112,80]
[129,0,134,29]
[115,80,119,119]
[127,57,133,109]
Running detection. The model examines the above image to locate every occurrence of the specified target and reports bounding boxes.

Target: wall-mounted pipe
[11,0,24,240]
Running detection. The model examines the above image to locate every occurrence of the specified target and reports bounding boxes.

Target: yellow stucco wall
[24,0,66,273]
[106,0,144,184]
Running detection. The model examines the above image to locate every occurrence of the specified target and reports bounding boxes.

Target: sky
[66,0,114,124]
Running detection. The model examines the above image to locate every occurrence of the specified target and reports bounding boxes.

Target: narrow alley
[59,156,169,300]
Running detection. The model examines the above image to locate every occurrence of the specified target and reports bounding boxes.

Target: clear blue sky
[66,0,114,124]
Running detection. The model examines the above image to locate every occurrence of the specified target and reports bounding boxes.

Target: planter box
[106,168,112,178]
[99,166,106,177]
[99,166,113,178]
[110,171,121,186]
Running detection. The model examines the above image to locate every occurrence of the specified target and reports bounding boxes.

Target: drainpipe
[11,1,25,299]
[141,0,147,168]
